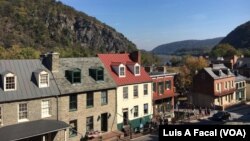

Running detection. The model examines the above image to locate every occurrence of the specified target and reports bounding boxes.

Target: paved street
[132,132,158,141]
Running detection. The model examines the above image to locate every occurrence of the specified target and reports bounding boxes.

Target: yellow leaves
[0,45,40,59]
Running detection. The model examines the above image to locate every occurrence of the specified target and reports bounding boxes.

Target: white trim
[3,73,17,91]
[38,71,49,88]
[0,106,2,126]
[134,63,140,76]
[18,103,28,122]
[119,64,126,77]
[41,100,51,118]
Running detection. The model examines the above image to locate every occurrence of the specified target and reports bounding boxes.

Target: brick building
[150,72,176,120]
[192,64,238,110]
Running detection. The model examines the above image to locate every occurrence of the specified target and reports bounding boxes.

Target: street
[132,103,250,141]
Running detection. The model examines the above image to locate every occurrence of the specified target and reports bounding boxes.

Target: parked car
[210,111,231,121]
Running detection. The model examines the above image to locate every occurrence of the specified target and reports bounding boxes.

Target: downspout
[51,73,61,121]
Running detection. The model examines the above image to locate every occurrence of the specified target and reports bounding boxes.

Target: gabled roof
[52,57,116,95]
[0,60,60,102]
[98,53,152,86]
[203,64,235,80]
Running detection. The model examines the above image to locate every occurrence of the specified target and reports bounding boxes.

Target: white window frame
[3,73,17,91]
[18,103,28,122]
[134,63,140,76]
[39,71,49,88]
[41,100,51,118]
[119,64,126,77]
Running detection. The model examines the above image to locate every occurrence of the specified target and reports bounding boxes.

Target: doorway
[101,113,108,132]
[123,109,128,125]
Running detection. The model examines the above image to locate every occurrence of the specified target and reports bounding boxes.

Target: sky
[60,0,250,51]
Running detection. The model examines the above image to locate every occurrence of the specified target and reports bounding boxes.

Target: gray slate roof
[53,57,116,95]
[235,58,250,68]
[0,60,60,102]
[0,119,68,141]
[235,75,247,82]
[204,64,235,79]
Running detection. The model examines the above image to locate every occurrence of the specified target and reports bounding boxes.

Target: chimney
[42,52,60,73]
[129,51,141,64]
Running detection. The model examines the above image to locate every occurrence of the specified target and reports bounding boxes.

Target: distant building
[0,59,68,141]
[98,51,152,133]
[192,64,244,110]
[234,57,250,78]
[210,55,239,70]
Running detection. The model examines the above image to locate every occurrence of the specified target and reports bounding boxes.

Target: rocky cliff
[0,0,136,52]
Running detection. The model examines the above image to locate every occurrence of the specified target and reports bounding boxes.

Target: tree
[175,56,209,93]
[210,44,240,57]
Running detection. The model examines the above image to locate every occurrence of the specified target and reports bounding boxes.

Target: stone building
[42,52,119,141]
[0,59,68,141]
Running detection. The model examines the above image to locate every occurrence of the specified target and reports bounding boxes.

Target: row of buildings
[0,52,176,141]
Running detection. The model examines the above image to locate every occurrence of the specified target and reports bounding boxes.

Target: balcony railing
[214,88,236,96]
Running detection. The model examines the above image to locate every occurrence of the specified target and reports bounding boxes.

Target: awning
[0,119,69,141]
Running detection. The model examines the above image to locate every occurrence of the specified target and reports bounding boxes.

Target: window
[40,74,49,87]
[143,84,148,95]
[86,116,93,132]
[134,106,138,117]
[5,76,16,91]
[89,67,104,81]
[0,107,2,125]
[133,85,138,98]
[119,66,125,77]
[242,82,245,87]
[87,92,94,108]
[135,65,140,75]
[69,120,77,137]
[18,103,28,121]
[66,69,81,84]
[165,80,171,90]
[225,82,228,89]
[41,100,51,118]
[158,82,164,94]
[236,83,239,89]
[225,95,227,101]
[69,95,77,111]
[144,104,148,115]
[101,91,108,105]
[153,82,156,93]
[231,81,234,88]
[123,87,128,99]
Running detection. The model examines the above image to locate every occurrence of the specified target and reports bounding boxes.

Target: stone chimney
[129,51,141,64]
[42,52,60,73]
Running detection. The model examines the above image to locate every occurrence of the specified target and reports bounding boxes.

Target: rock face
[0,0,136,52]
[220,21,250,49]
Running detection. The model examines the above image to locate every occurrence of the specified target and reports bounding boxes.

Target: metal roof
[0,119,69,141]
[0,60,60,102]
[52,57,117,95]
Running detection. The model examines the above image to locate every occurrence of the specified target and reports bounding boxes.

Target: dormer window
[127,62,140,76]
[66,68,81,84]
[134,64,140,76]
[39,73,49,88]
[89,67,104,81]
[34,69,49,88]
[119,65,125,77]
[2,71,16,91]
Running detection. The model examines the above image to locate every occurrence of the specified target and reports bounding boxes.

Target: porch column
[64,129,67,141]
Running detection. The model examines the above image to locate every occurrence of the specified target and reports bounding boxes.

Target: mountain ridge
[151,37,223,55]
[219,21,250,49]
